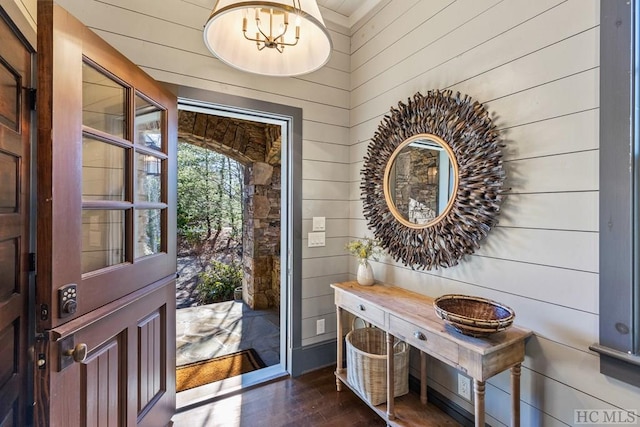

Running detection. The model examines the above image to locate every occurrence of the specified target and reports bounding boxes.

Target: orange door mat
[176,349,266,392]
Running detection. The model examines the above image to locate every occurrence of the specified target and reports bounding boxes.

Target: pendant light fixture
[203,0,333,77]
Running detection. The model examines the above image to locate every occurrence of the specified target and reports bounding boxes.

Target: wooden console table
[332,281,532,427]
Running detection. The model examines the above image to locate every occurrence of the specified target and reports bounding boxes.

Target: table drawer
[389,314,458,364]
[335,291,385,327]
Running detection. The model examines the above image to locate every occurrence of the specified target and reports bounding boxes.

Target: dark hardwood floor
[171,366,461,426]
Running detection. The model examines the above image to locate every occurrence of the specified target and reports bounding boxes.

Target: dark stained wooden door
[34,2,177,426]
[0,10,32,427]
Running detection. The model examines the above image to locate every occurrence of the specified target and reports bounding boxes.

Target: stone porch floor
[176,300,280,368]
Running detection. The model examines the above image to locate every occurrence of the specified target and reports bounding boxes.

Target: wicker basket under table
[345,327,409,406]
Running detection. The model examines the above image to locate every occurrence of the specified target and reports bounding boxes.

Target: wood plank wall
[50,0,354,348]
[350,0,640,425]
[6,0,640,423]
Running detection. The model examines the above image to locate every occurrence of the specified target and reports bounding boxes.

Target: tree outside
[176,141,244,307]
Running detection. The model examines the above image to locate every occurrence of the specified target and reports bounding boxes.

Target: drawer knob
[414,331,427,341]
[358,304,366,311]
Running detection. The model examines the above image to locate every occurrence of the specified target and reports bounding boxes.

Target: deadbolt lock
[58,284,77,318]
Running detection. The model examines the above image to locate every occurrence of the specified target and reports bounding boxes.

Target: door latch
[37,354,46,370]
[58,284,77,318]
[59,335,88,370]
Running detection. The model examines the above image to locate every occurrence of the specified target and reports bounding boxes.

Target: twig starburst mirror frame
[361,90,506,270]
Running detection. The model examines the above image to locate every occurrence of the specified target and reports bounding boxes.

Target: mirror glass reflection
[386,136,456,226]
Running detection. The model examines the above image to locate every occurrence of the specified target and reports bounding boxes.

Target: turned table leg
[336,306,343,391]
[420,351,427,404]
[511,364,522,427]
[474,379,485,427]
[387,332,395,420]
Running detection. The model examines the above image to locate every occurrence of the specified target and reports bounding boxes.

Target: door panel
[36,3,176,328]
[35,2,176,426]
[0,238,17,300]
[138,311,163,413]
[35,278,175,426]
[0,9,31,427]
[82,339,121,427]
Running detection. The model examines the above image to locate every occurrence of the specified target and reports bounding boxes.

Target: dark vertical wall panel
[596,0,640,389]
[599,0,634,353]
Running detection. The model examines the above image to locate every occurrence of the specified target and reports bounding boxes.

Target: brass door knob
[64,343,88,363]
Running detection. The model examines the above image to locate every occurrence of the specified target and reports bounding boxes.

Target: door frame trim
[174,85,302,379]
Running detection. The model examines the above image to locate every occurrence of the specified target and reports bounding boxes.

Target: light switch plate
[308,232,325,247]
[312,216,326,231]
[316,319,325,335]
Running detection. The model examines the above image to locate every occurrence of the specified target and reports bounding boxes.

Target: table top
[331,281,532,356]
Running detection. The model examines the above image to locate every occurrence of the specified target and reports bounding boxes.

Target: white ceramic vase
[356,259,375,286]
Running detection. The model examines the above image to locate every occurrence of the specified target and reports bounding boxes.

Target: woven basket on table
[433,294,515,337]
[345,326,409,406]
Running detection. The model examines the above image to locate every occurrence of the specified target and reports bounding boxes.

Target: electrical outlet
[457,373,471,401]
[316,319,325,335]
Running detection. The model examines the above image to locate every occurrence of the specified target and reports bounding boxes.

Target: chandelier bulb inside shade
[204,0,332,77]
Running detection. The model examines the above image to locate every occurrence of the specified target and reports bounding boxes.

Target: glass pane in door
[81,209,125,273]
[135,209,162,258]
[134,94,163,152]
[83,62,126,138]
[82,136,126,201]
[135,152,161,203]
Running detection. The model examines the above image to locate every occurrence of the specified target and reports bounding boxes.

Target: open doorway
[174,102,290,399]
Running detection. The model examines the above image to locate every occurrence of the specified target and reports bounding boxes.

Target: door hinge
[28,252,36,272]
[27,88,36,111]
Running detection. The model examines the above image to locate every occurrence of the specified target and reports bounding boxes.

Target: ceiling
[316,0,366,16]
[186,0,382,29]
[316,0,383,28]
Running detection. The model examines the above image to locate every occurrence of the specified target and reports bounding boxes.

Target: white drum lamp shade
[203,0,333,77]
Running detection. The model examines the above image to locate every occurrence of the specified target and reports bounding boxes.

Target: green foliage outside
[177,140,245,305]
[196,259,243,304]
[177,141,244,262]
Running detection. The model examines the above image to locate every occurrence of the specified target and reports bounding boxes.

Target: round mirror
[361,90,505,270]
[383,134,458,228]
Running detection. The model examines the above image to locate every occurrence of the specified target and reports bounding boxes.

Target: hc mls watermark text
[575,410,639,425]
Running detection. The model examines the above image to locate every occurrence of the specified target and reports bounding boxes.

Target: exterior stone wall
[269,256,280,310]
[242,162,281,309]
[178,111,282,310]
